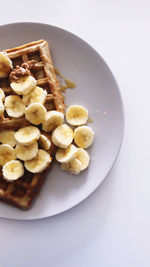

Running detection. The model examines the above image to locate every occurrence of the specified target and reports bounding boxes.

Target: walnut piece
[9,60,37,83]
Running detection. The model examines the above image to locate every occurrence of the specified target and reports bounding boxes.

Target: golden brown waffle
[0,40,65,210]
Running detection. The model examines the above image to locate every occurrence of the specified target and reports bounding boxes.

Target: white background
[0,0,150,266]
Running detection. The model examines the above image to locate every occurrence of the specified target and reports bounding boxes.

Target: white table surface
[0,0,150,266]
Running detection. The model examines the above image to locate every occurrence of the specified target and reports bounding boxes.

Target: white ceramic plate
[0,22,124,220]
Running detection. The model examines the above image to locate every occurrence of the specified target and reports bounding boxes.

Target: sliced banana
[24,149,52,173]
[0,101,4,116]
[0,144,16,166]
[5,95,26,118]
[76,148,90,170]
[2,160,24,181]
[0,52,13,78]
[61,158,82,175]
[15,126,40,146]
[10,75,36,95]
[15,142,38,161]
[66,105,88,126]
[52,124,74,148]
[0,88,5,102]
[74,125,94,148]
[39,135,51,150]
[42,111,64,132]
[25,102,46,125]
[56,144,77,163]
[22,86,47,106]
[0,130,17,147]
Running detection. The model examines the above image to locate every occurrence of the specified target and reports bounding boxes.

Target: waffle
[0,40,65,210]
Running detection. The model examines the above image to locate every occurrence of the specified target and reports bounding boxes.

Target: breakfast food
[75,148,90,171]
[0,144,16,166]
[15,126,40,146]
[25,103,47,125]
[0,101,4,116]
[5,95,26,118]
[0,130,16,147]
[0,40,64,210]
[22,86,47,105]
[0,88,5,102]
[52,124,74,148]
[0,52,13,78]
[42,110,64,132]
[61,158,82,175]
[39,134,51,150]
[10,76,37,95]
[3,160,24,181]
[56,144,77,163]
[15,143,38,161]
[24,149,52,173]
[0,39,95,210]
[74,125,94,148]
[54,104,94,175]
[66,104,88,126]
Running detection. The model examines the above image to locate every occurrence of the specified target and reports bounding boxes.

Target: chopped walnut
[22,60,37,70]
[9,60,37,83]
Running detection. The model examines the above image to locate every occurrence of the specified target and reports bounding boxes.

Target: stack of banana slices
[0,52,13,115]
[53,105,95,175]
[0,52,95,181]
[0,126,52,181]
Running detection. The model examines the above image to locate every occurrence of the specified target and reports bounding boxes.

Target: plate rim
[0,22,125,221]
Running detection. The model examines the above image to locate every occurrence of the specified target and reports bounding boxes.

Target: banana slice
[10,75,36,95]
[25,103,46,125]
[52,124,74,148]
[0,130,17,147]
[56,144,77,163]
[42,111,64,132]
[0,88,5,102]
[22,86,47,106]
[61,158,82,175]
[76,148,90,170]
[3,160,24,181]
[15,142,38,161]
[15,126,40,146]
[74,125,94,148]
[0,52,13,78]
[5,95,26,118]
[0,101,4,116]
[66,105,88,126]
[24,149,52,173]
[0,144,16,166]
[39,135,51,150]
